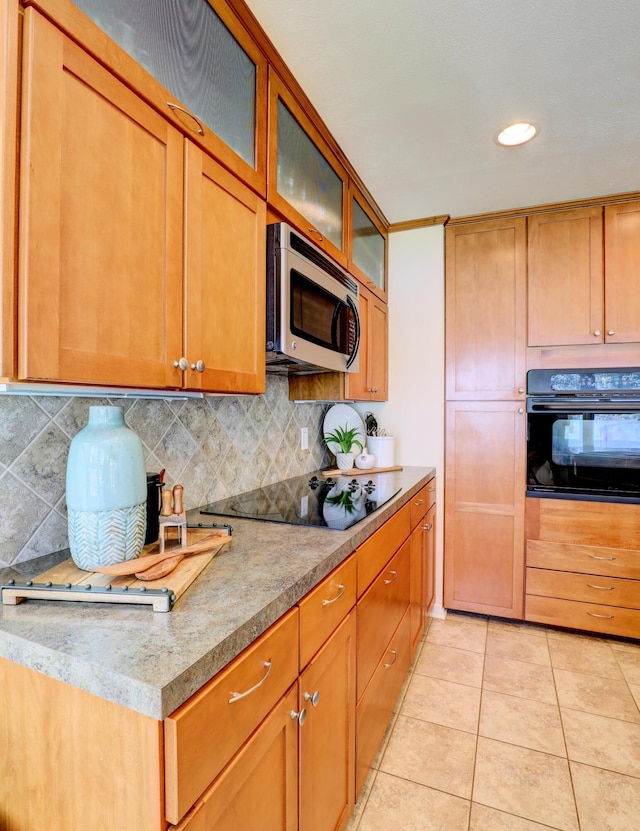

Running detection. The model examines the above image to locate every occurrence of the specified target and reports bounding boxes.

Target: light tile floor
[347,612,640,831]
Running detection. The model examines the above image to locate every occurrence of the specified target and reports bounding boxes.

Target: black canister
[144,472,164,545]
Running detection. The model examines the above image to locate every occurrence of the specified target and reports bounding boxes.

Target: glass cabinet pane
[71,0,256,167]
[352,198,386,291]
[276,100,343,251]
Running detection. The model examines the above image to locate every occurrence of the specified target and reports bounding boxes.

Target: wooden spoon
[91,533,230,576]
[135,553,184,581]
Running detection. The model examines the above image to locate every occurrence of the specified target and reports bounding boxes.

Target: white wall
[353,224,446,617]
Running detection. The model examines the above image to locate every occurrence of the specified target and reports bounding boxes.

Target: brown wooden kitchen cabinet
[268,71,349,267]
[527,207,604,347]
[299,612,356,831]
[18,8,265,394]
[604,200,640,344]
[355,504,412,797]
[525,497,640,638]
[528,201,640,349]
[347,182,388,303]
[0,655,165,831]
[409,480,436,658]
[445,217,527,401]
[444,401,526,618]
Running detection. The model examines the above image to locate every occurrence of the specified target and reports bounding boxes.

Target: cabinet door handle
[304,689,320,707]
[383,649,397,668]
[290,707,307,725]
[384,570,398,585]
[173,357,189,371]
[422,522,433,531]
[518,408,524,414]
[593,329,601,337]
[587,612,615,619]
[322,584,345,606]
[228,660,272,703]
[190,360,206,372]
[607,329,616,336]
[166,102,205,135]
[307,227,324,243]
[587,583,614,591]
[518,387,525,394]
[587,553,616,561]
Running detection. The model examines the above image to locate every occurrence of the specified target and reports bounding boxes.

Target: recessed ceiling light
[495,121,539,146]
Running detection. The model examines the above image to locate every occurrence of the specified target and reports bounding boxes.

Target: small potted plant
[323,425,363,471]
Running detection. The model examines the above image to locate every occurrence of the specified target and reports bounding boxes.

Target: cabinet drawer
[357,502,411,596]
[299,554,356,669]
[355,607,411,798]
[164,608,299,825]
[527,567,640,610]
[526,594,640,639]
[357,538,411,700]
[410,479,436,529]
[527,540,640,580]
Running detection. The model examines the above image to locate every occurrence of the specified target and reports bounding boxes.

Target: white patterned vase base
[68,503,146,571]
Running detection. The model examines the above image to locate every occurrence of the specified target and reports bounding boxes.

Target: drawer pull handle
[229,660,272,703]
[587,583,614,591]
[384,570,398,585]
[384,649,397,669]
[304,689,320,707]
[587,553,616,561]
[322,584,345,606]
[587,612,615,619]
[414,499,425,506]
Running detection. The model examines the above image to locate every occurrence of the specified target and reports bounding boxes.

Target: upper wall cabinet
[268,71,349,266]
[19,8,265,394]
[348,183,388,302]
[527,201,640,348]
[29,0,268,195]
[604,200,640,344]
[445,217,527,400]
[528,207,603,347]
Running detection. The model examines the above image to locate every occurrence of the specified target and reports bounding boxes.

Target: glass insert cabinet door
[276,100,343,252]
[69,0,259,171]
[269,72,348,265]
[350,194,387,296]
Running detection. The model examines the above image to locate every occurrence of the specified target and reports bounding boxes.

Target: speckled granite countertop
[0,466,434,720]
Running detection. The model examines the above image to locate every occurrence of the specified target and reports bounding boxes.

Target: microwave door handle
[346,295,360,369]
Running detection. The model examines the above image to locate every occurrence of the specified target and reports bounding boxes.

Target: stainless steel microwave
[266,223,360,374]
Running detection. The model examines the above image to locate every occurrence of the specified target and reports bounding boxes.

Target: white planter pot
[335,452,354,470]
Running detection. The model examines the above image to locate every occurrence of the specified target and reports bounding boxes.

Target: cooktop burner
[198,471,402,531]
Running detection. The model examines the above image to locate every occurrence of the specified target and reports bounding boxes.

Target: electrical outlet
[300,427,309,450]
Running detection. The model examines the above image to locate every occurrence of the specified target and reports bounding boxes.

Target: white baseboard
[427,603,446,620]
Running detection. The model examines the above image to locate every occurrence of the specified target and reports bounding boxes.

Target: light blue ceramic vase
[66,405,147,571]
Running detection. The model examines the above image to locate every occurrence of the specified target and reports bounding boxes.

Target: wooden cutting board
[1,529,231,612]
[321,465,403,477]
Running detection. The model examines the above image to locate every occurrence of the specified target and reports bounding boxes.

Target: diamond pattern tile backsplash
[0,376,333,567]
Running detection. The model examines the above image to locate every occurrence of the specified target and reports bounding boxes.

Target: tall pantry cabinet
[444,217,527,618]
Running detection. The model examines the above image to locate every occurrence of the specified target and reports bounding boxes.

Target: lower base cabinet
[299,613,356,831]
[173,685,299,830]
[355,609,411,797]
[0,486,435,831]
[525,497,640,638]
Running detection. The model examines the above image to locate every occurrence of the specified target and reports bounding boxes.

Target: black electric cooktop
[198,471,403,531]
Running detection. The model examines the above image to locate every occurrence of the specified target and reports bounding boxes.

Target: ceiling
[245,0,640,224]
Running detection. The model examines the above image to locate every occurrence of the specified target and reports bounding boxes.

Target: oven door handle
[346,295,360,370]
[528,397,640,412]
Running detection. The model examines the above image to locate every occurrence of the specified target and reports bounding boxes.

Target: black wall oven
[527,368,640,503]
